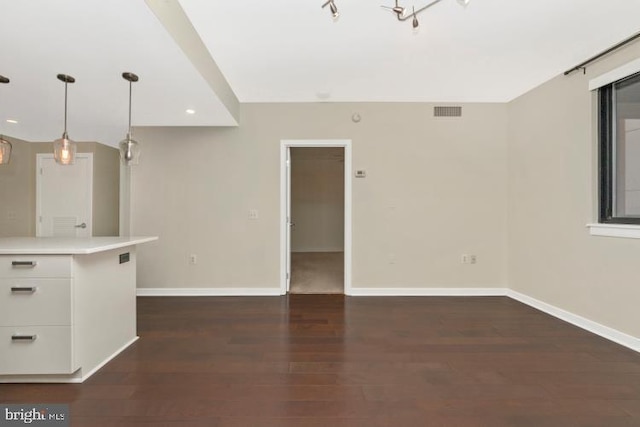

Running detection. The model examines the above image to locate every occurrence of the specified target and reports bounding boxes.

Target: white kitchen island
[0,236,157,383]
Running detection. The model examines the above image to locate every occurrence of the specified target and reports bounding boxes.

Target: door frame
[280,139,352,295]
[36,152,94,237]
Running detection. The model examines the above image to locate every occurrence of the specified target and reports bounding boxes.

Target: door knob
[75,223,87,229]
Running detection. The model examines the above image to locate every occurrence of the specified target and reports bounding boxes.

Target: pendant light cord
[128,80,133,137]
[63,81,68,135]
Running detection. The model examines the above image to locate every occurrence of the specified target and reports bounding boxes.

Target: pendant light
[53,74,77,165]
[0,75,11,165]
[119,72,140,166]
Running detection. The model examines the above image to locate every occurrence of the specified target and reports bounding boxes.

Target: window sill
[587,223,640,239]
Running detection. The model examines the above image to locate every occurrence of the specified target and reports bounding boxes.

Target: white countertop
[0,237,158,255]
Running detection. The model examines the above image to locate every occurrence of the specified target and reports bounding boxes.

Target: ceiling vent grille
[434,106,462,117]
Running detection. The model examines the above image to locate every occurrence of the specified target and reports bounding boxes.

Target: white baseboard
[137,288,283,297]
[507,290,640,352]
[348,287,508,296]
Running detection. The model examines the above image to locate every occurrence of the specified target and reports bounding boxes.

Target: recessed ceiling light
[185,109,196,115]
[6,119,18,124]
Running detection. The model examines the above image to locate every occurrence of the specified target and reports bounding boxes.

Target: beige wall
[507,42,640,338]
[0,136,35,236]
[131,102,508,289]
[92,143,120,236]
[291,147,344,252]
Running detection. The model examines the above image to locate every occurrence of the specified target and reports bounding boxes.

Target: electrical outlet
[461,254,477,264]
[189,254,197,265]
[248,209,259,220]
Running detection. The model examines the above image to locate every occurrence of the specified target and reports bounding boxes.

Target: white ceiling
[1,0,640,146]
[0,0,237,147]
[180,0,640,103]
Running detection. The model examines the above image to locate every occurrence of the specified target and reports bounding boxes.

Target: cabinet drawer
[0,279,72,326]
[0,255,72,278]
[0,326,75,375]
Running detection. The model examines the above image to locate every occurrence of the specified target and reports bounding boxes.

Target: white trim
[137,287,283,296]
[349,287,508,296]
[508,290,640,352]
[280,140,353,296]
[587,223,640,239]
[589,57,640,91]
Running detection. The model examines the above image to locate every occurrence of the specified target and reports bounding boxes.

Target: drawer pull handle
[11,335,37,342]
[11,261,37,268]
[11,287,37,293]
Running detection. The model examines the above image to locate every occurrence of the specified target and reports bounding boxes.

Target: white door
[36,153,93,237]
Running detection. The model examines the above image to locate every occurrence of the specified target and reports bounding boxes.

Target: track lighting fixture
[382,0,470,29]
[119,72,141,166]
[321,0,339,20]
[53,74,77,165]
[0,75,11,165]
[322,0,471,31]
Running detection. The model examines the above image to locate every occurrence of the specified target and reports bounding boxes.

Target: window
[599,71,640,224]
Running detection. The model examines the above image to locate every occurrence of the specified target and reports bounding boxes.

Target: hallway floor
[289,251,344,294]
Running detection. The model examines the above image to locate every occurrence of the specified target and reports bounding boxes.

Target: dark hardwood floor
[2,295,640,426]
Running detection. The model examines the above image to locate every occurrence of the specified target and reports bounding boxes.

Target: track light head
[330,2,339,18]
[0,75,9,84]
[392,0,405,15]
[322,0,339,19]
[412,6,419,28]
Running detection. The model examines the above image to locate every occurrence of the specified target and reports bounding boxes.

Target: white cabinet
[0,237,155,383]
[0,256,76,375]
[0,326,73,375]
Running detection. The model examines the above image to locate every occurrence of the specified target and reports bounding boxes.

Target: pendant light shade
[53,74,77,165]
[53,133,76,165]
[0,135,11,165]
[119,72,141,166]
[0,75,11,165]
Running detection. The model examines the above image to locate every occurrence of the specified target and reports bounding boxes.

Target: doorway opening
[280,140,352,295]
[290,147,344,294]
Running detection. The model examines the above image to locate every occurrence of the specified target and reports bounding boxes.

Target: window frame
[598,72,640,225]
